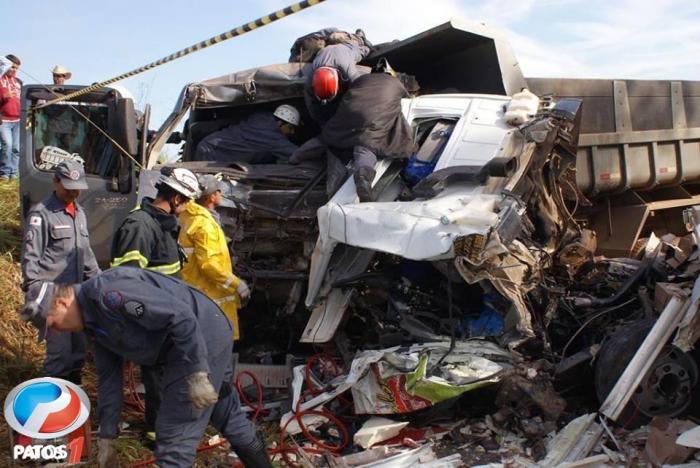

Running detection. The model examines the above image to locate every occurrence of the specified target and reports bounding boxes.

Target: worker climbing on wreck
[293,58,414,202]
[194,104,302,164]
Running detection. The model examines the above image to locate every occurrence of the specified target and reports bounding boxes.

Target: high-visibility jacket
[110,198,182,277]
[179,201,242,340]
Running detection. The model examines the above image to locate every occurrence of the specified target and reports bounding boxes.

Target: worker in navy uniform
[20,268,272,468]
[21,160,100,383]
[110,166,200,436]
[194,104,302,164]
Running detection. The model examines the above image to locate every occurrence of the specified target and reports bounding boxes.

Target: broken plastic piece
[353,417,410,449]
[676,425,700,449]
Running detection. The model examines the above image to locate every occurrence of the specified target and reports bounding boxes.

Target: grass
[0,180,46,458]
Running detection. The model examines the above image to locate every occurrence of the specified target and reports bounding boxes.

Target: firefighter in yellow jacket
[179,174,250,340]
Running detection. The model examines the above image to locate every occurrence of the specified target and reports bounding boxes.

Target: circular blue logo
[3,378,90,439]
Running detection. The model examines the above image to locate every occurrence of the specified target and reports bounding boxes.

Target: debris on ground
[645,417,697,466]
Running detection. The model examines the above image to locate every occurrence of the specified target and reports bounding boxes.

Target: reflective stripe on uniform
[214,295,238,305]
[111,250,149,269]
[222,275,236,289]
[182,247,195,256]
[146,261,182,275]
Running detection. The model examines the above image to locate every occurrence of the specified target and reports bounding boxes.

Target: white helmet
[273,104,301,126]
[157,167,201,199]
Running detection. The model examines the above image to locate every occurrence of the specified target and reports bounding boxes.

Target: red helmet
[312,66,340,103]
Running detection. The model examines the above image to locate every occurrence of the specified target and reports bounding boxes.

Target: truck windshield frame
[29,101,119,179]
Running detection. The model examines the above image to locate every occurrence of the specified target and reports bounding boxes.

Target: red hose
[277,409,346,467]
[273,354,352,466]
[235,370,265,422]
[123,361,146,413]
[129,354,352,467]
[303,353,343,395]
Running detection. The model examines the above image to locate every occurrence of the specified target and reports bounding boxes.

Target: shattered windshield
[31,103,116,177]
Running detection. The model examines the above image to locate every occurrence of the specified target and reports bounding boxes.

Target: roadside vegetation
[0,180,43,454]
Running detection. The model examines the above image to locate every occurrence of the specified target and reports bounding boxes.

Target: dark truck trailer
[527,78,700,255]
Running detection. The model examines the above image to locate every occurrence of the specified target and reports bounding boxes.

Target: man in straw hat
[51,65,72,85]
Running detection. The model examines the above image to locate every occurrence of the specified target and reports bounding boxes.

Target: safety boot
[354,166,376,203]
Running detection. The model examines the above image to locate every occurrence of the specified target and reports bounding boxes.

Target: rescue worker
[179,174,250,340]
[21,269,272,468]
[194,104,301,164]
[21,160,100,383]
[303,42,370,125]
[288,27,371,63]
[110,166,200,435]
[111,166,199,274]
[295,60,414,202]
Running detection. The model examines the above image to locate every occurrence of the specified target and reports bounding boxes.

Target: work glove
[97,438,117,468]
[186,372,219,409]
[237,279,251,301]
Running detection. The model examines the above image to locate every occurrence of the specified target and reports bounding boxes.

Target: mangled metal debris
[123,21,700,467]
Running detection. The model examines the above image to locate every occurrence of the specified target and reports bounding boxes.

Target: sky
[4,0,699,127]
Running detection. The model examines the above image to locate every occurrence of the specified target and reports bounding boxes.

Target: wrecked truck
[19,19,700,420]
[138,19,587,356]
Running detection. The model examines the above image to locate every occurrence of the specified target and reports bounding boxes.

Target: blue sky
[4,0,699,127]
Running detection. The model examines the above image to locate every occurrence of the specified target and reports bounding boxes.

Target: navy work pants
[155,344,256,467]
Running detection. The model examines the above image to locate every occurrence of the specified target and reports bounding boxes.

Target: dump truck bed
[526,78,700,195]
[527,78,700,256]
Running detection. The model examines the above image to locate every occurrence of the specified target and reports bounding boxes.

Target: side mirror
[108,98,138,156]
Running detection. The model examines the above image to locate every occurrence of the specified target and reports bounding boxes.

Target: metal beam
[579,127,700,146]
[671,81,688,129]
[613,81,633,132]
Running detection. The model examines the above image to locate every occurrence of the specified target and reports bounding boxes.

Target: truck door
[19,85,139,266]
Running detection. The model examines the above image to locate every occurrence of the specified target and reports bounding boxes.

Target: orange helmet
[312,66,340,103]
